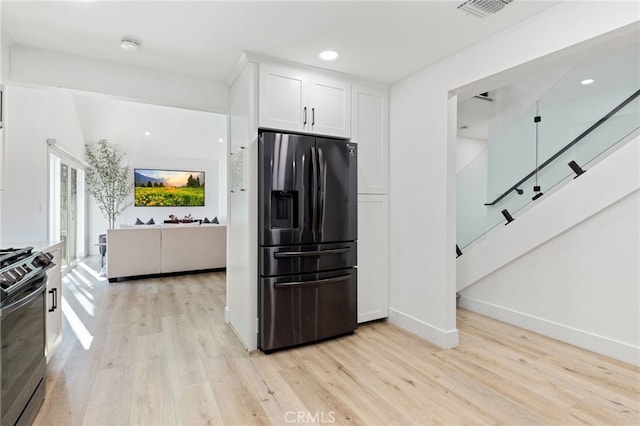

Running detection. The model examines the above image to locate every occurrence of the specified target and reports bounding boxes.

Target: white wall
[456,136,487,174]
[456,136,488,249]
[389,2,639,349]
[73,96,228,255]
[0,32,9,84]
[10,46,229,114]
[86,157,221,256]
[124,158,220,226]
[0,31,12,233]
[0,85,85,243]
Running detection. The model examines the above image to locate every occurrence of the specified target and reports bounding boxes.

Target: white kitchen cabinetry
[259,63,351,138]
[357,194,389,323]
[352,85,389,194]
[45,246,62,362]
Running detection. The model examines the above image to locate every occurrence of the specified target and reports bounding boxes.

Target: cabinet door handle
[303,106,307,125]
[48,288,56,312]
[312,107,315,126]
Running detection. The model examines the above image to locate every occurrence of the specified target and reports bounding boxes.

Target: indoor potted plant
[85,139,132,229]
[85,139,132,270]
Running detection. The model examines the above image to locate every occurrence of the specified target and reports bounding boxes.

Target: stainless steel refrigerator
[258,131,357,352]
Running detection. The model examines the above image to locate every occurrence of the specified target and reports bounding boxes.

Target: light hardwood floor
[35,257,639,425]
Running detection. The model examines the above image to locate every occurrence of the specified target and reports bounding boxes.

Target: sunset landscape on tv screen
[134,169,205,207]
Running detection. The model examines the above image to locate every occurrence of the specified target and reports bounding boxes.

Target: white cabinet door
[309,76,351,138]
[45,247,62,362]
[258,63,351,138]
[357,194,389,323]
[352,86,388,194]
[259,63,308,132]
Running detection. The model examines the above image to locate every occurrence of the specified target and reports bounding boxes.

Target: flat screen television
[134,169,205,207]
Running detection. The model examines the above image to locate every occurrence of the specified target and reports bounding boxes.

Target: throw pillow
[203,217,210,223]
[135,218,144,225]
[212,216,219,224]
[146,218,155,225]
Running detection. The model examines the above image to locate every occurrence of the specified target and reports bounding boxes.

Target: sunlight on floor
[64,274,95,317]
[62,295,94,350]
[77,260,108,282]
[60,258,102,350]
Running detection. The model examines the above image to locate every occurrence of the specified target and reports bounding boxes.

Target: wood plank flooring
[34,257,640,425]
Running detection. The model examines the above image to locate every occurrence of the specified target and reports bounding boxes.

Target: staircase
[454,43,640,365]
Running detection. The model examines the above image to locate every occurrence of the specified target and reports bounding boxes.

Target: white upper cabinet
[351,85,389,194]
[259,64,307,132]
[308,75,351,138]
[259,63,351,138]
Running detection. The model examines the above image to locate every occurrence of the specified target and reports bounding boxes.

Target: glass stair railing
[457,43,640,251]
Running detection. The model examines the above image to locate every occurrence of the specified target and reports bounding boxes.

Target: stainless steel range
[0,247,53,426]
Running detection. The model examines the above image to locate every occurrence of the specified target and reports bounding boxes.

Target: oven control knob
[33,253,53,268]
[0,272,16,289]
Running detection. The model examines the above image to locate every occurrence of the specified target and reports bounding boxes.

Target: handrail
[484,89,640,206]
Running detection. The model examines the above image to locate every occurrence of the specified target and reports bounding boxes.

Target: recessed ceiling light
[144,131,150,136]
[581,79,594,85]
[319,50,339,61]
[121,37,142,52]
[218,139,224,143]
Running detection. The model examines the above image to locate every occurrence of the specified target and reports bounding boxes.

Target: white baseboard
[226,320,250,351]
[388,308,459,349]
[224,305,230,324]
[459,296,640,366]
[358,310,388,324]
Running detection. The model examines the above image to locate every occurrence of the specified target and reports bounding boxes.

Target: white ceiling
[73,94,228,159]
[1,1,560,85]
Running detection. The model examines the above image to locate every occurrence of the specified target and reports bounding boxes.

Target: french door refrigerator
[258,131,357,352]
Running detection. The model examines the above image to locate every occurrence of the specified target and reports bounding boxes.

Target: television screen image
[134,169,205,207]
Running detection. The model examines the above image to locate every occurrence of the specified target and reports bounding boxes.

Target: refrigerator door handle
[311,147,318,235]
[274,274,351,288]
[317,147,327,233]
[274,248,350,258]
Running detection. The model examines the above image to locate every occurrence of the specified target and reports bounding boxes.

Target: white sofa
[107,224,226,281]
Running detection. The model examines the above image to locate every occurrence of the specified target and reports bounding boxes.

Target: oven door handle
[0,280,46,317]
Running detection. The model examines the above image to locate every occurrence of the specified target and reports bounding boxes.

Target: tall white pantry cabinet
[351,85,389,323]
[227,56,389,349]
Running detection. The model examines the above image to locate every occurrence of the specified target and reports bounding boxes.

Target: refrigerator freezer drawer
[259,269,357,352]
[261,242,357,276]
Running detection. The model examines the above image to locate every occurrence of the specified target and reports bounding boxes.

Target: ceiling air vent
[458,0,514,18]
